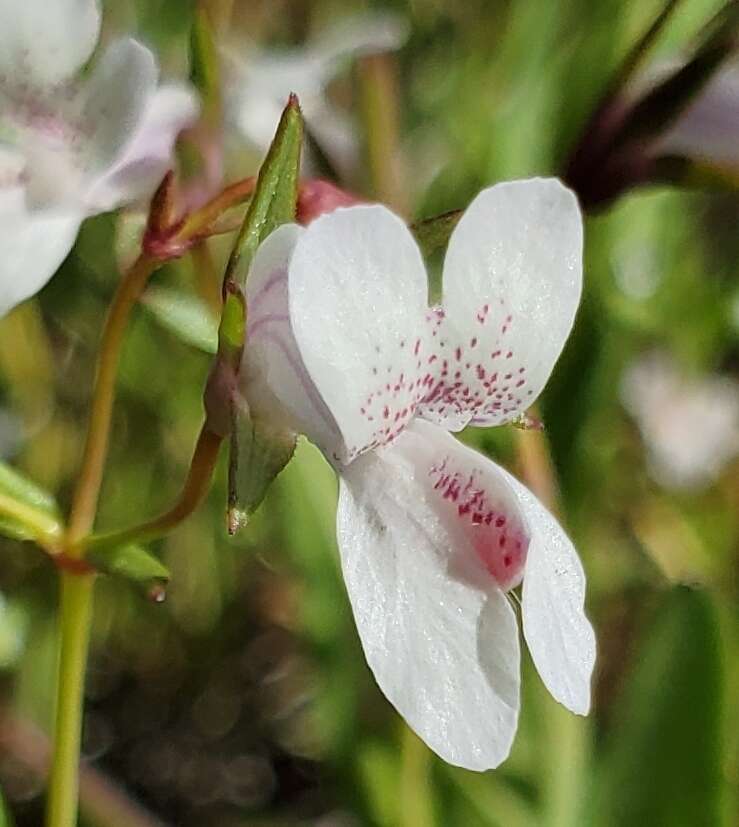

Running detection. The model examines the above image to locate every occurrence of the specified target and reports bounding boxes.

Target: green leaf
[591,586,725,827]
[228,405,296,531]
[88,544,170,601]
[0,462,58,516]
[224,95,303,288]
[0,461,62,543]
[142,286,218,354]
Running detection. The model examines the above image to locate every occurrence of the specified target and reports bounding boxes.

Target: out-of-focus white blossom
[223,12,408,176]
[0,0,198,317]
[622,351,739,490]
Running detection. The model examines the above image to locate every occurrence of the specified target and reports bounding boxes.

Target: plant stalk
[66,254,158,549]
[45,572,95,827]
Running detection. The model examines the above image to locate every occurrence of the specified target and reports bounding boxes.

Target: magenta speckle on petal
[428,457,528,590]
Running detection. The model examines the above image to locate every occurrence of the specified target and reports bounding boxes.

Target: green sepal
[88,543,170,602]
[224,95,303,290]
[411,209,463,259]
[142,285,218,354]
[213,97,303,530]
[227,400,297,532]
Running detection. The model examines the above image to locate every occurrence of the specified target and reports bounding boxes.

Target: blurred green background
[0,0,737,825]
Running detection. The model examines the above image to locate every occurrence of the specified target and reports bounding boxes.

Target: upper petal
[84,84,199,211]
[418,178,583,431]
[72,38,158,191]
[0,0,101,88]
[289,205,430,462]
[500,466,595,715]
[243,223,343,457]
[0,187,82,317]
[338,422,525,769]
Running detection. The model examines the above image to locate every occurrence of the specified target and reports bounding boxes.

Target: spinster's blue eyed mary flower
[241,178,596,770]
[0,0,198,317]
[223,12,408,175]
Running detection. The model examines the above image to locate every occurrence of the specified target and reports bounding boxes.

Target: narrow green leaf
[0,462,62,543]
[142,286,218,354]
[224,95,303,288]
[88,544,170,601]
[0,462,59,516]
[591,586,725,826]
[228,405,296,531]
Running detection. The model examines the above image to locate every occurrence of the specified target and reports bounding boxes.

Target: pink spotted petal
[418,178,583,431]
[338,421,524,770]
[288,205,430,463]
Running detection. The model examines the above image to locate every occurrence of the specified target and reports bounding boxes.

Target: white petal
[72,39,158,189]
[310,12,410,79]
[338,422,526,769]
[84,84,199,211]
[0,0,101,87]
[419,178,583,431]
[658,60,739,169]
[243,224,343,457]
[499,467,595,715]
[0,188,81,317]
[289,205,429,462]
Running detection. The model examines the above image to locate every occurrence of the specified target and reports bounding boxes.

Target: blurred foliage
[0,0,738,825]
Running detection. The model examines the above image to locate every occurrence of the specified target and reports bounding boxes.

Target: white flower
[223,12,408,175]
[0,0,199,317]
[242,178,596,770]
[622,350,739,490]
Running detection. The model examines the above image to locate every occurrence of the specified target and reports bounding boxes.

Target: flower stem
[67,253,158,549]
[45,572,95,827]
[84,425,222,554]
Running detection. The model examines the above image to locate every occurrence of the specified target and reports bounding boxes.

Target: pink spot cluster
[421,301,532,425]
[429,456,528,591]
[354,301,533,458]
[352,333,432,458]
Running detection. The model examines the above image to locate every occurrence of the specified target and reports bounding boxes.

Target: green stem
[45,572,95,827]
[67,254,158,548]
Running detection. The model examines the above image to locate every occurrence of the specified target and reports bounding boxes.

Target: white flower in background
[0,0,198,317]
[224,12,408,175]
[621,351,739,490]
[243,178,595,770]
